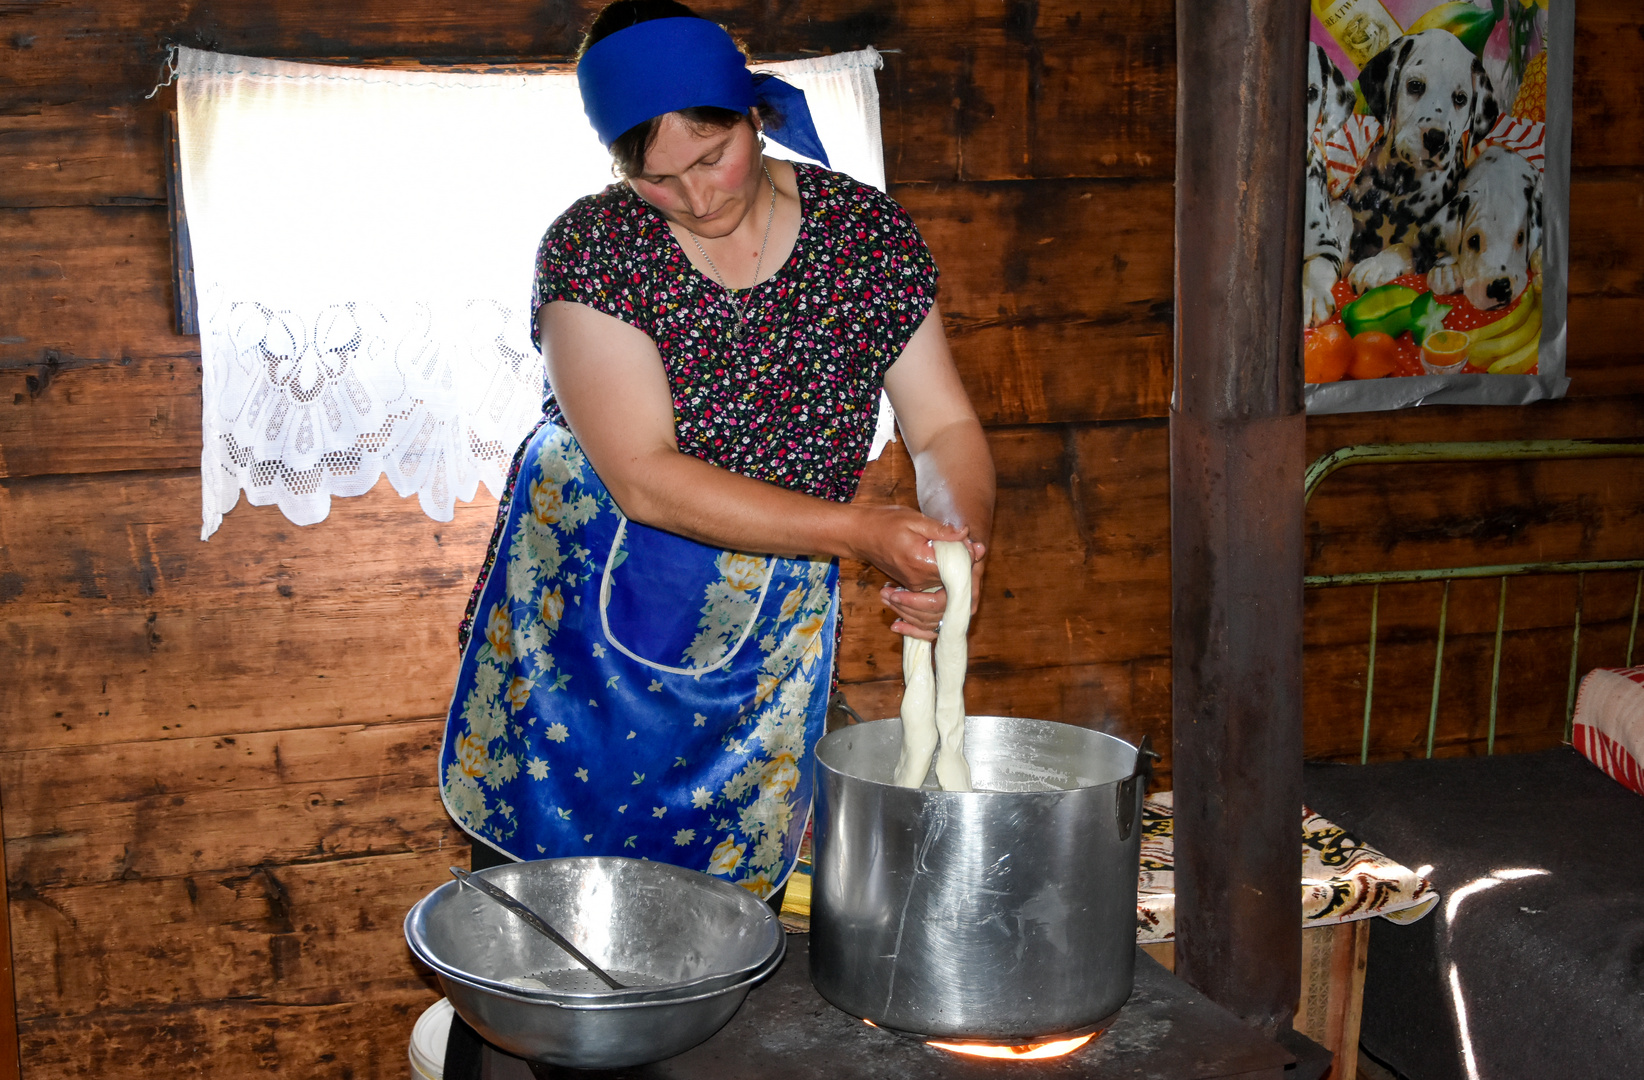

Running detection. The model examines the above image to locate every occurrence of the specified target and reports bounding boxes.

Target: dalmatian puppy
[1344,29,1501,294]
[1426,145,1542,310]
[1303,43,1358,326]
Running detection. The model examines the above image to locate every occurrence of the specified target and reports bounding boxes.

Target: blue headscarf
[577,17,830,168]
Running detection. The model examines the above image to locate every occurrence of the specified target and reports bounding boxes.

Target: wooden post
[1170,0,1309,1036]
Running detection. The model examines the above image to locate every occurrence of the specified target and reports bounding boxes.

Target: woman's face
[627,112,763,240]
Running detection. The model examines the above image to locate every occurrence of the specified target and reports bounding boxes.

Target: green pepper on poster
[1341,283,1420,338]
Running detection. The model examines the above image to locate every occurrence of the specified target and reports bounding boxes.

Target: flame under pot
[809,716,1145,1042]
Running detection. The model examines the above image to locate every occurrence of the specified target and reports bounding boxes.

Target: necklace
[685,163,777,343]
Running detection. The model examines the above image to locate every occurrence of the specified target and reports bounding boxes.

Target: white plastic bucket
[409,998,454,1080]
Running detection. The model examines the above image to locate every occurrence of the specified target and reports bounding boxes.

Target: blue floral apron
[440,423,838,898]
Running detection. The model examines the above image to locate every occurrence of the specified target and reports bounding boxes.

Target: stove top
[527,936,1294,1079]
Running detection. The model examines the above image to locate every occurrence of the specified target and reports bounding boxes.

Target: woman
[439,0,994,902]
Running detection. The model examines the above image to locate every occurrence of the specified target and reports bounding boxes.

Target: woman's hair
[580,0,775,178]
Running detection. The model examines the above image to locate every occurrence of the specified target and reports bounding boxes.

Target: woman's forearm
[876,305,996,635]
[612,414,996,560]
[910,416,995,548]
[600,445,859,560]
[601,447,962,591]
[881,304,996,549]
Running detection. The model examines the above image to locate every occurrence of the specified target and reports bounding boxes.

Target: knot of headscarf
[576,17,830,168]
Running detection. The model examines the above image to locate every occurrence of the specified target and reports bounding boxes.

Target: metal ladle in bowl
[449,866,626,990]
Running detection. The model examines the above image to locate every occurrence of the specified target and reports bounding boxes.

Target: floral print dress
[440,164,937,897]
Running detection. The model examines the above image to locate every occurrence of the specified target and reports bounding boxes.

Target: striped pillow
[1572,666,1644,796]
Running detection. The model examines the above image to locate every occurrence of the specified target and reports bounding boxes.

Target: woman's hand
[847,505,967,592]
[880,538,987,640]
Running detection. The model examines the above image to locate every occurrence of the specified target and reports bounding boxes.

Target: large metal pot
[809,715,1148,1042]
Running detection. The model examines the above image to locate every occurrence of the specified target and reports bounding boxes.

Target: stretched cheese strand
[930,540,973,791]
[891,541,975,790]
[891,634,937,787]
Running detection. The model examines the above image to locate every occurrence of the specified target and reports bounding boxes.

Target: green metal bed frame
[1304,439,1644,762]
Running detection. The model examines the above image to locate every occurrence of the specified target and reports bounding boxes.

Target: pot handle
[1115,735,1159,842]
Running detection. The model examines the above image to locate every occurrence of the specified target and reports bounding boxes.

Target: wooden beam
[1169,0,1308,1035]
[0,794,19,1080]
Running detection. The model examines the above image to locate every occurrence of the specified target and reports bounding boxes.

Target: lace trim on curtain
[198,292,544,535]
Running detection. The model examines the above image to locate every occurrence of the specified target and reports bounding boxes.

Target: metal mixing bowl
[425,934,784,1067]
[404,857,786,1066]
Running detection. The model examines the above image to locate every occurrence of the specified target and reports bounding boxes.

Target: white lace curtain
[176,45,888,539]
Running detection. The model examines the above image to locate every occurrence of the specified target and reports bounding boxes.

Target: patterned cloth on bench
[1136,790,1438,943]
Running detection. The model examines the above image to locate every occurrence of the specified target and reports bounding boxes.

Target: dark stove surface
[530,936,1292,1080]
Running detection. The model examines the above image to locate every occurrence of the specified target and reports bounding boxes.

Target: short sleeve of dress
[850,183,940,372]
[529,186,658,353]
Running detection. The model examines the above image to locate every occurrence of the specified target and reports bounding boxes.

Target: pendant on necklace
[688,161,776,350]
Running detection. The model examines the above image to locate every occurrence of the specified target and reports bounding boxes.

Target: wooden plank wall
[0,0,1638,1075]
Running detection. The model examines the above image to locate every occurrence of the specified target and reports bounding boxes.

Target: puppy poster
[1302,0,1573,413]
